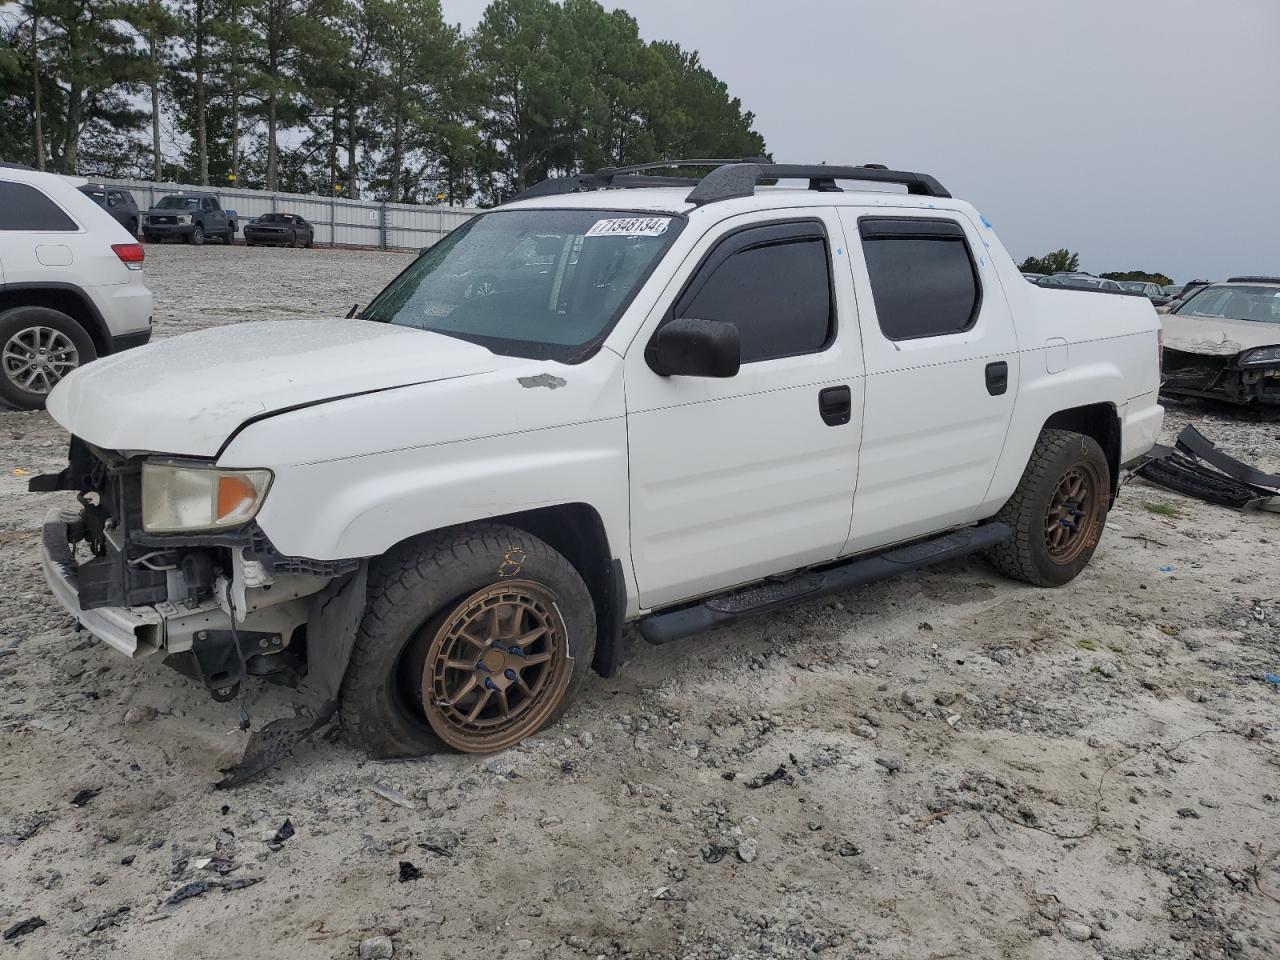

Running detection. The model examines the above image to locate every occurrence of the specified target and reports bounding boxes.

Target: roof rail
[508,159,950,206]
[686,163,950,206]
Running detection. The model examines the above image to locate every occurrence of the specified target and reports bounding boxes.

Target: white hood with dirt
[46,318,524,457]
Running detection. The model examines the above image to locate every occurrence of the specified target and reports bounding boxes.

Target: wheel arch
[384,503,626,680]
[1042,403,1122,502]
[0,283,111,355]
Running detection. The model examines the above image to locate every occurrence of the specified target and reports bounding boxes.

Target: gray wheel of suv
[0,306,97,410]
[187,225,205,245]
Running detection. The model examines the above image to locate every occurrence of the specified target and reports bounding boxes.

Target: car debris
[69,787,100,807]
[3,916,45,941]
[368,781,418,810]
[1134,425,1280,511]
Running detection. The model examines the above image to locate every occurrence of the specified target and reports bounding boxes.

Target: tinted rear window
[859,218,980,340]
[0,181,78,231]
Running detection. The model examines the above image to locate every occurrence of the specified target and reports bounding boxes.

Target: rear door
[837,208,1019,555]
[202,197,224,233]
[625,209,865,609]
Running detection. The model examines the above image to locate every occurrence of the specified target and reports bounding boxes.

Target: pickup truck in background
[142,192,237,245]
[31,159,1164,775]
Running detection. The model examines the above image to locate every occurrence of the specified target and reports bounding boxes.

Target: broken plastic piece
[1134,428,1280,512]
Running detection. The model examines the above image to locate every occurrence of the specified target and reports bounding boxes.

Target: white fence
[95,178,475,251]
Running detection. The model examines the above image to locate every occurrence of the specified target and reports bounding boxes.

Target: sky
[441,0,1279,281]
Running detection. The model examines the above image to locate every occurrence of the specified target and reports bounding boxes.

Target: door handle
[818,385,852,426]
[985,361,1009,396]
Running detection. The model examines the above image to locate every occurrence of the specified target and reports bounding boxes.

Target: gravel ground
[1,244,1278,960]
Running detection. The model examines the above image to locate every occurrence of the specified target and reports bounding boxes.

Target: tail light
[111,242,145,271]
[1157,326,1164,384]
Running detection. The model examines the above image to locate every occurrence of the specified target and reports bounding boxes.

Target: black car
[244,213,314,248]
[78,184,139,235]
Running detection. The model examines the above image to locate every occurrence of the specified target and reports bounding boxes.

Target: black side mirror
[647,317,741,378]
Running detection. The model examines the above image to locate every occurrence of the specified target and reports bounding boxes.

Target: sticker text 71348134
[585,217,671,238]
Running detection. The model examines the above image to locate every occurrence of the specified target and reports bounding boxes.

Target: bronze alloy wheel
[1043,463,1102,563]
[420,580,572,752]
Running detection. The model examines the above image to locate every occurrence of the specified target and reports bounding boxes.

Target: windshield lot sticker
[586,217,671,238]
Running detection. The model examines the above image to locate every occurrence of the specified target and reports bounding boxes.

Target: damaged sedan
[1160,277,1280,408]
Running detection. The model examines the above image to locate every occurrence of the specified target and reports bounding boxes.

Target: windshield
[258,213,290,223]
[156,196,200,210]
[363,209,683,360]
[1175,285,1280,323]
[78,187,106,203]
[1118,281,1146,292]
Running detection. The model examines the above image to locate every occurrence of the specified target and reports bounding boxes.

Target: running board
[636,523,1011,645]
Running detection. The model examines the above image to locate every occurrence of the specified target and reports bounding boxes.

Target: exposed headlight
[142,462,273,532]
[177,214,193,224]
[1240,346,1280,366]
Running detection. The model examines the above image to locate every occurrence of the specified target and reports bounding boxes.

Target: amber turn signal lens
[217,474,260,522]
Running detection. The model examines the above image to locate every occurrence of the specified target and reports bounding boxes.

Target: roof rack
[686,163,950,205]
[1226,276,1280,284]
[510,159,951,206]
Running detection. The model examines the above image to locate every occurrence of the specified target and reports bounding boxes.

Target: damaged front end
[31,437,367,784]
[1162,347,1280,407]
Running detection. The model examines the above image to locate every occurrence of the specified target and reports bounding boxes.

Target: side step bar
[637,522,1011,645]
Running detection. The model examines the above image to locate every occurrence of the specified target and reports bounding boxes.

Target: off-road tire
[127,217,139,235]
[186,224,205,245]
[223,223,235,244]
[0,306,97,410]
[341,523,596,758]
[986,428,1110,587]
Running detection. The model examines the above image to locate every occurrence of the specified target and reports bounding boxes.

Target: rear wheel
[987,429,1110,587]
[341,524,596,757]
[223,222,235,244]
[287,230,298,248]
[0,307,97,410]
[127,217,139,235]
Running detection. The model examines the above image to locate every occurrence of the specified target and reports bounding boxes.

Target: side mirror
[647,317,741,378]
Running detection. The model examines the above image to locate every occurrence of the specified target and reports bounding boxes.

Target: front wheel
[341,524,596,757]
[986,429,1110,587]
[186,225,205,245]
[0,306,97,410]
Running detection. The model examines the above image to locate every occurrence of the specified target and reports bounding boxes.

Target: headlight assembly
[177,214,193,224]
[1240,346,1280,366]
[141,462,273,533]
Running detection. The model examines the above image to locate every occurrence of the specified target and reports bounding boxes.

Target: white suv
[30,160,1163,780]
[0,163,153,409]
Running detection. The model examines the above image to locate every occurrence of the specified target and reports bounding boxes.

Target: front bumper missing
[40,509,162,656]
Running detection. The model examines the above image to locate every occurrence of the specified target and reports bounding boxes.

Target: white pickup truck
[31,161,1163,772]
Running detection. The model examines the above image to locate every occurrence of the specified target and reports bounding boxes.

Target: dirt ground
[1,244,1278,960]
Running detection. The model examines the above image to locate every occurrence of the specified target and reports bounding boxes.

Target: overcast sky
[442,0,1278,281]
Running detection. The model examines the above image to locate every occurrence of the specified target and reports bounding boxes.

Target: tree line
[0,0,767,205]
[1019,250,1171,285]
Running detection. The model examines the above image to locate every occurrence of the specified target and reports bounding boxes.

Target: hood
[1161,313,1280,357]
[48,318,521,456]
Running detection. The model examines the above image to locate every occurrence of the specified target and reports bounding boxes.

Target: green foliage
[1100,270,1174,286]
[0,0,766,203]
[1018,249,1080,275]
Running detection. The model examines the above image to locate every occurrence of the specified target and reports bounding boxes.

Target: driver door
[624,209,865,610]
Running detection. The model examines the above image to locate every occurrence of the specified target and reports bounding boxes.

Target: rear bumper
[1121,392,1165,466]
[40,509,161,657]
[109,328,152,352]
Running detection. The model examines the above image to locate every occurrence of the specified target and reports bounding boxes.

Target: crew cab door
[625,209,864,610]
[202,197,224,232]
[837,208,1019,555]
